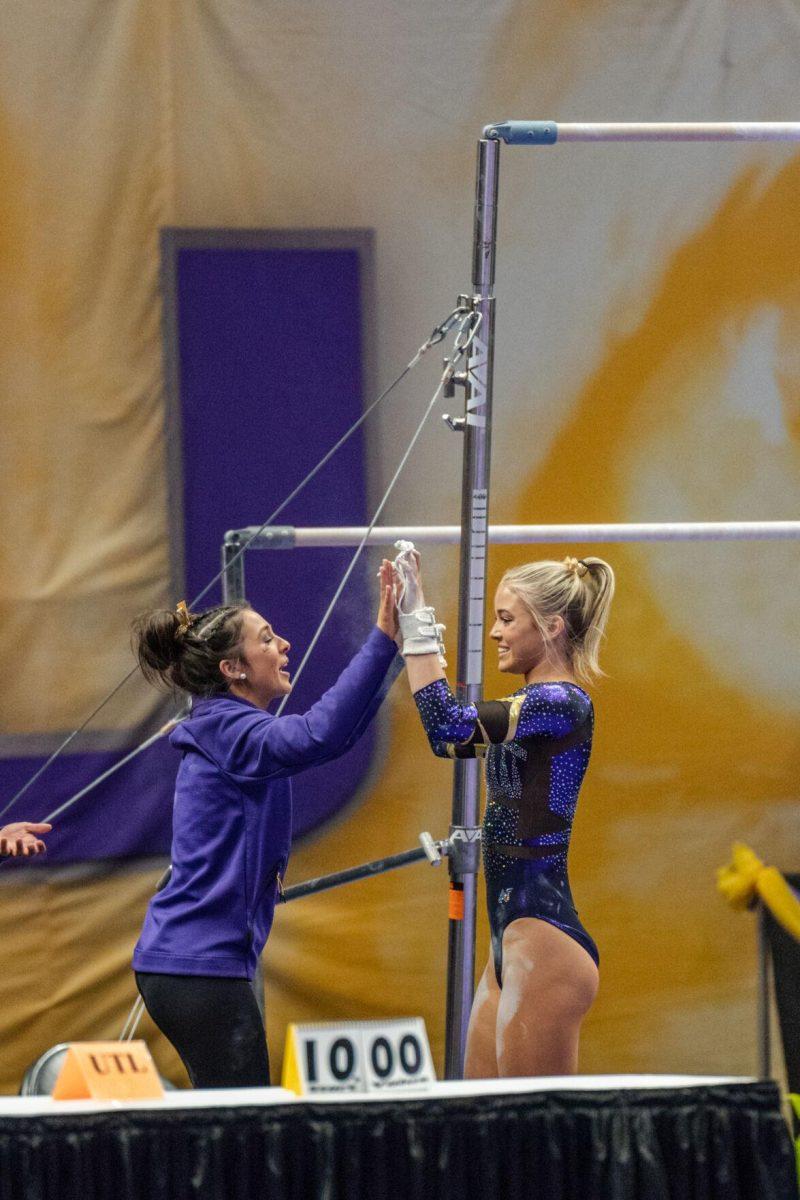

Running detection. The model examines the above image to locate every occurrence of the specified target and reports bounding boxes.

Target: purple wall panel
[0,741,175,868]
[173,237,378,842]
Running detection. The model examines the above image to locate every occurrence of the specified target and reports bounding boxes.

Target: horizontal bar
[484,120,800,145]
[230,522,800,549]
[282,845,435,903]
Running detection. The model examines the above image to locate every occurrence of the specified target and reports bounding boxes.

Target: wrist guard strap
[399,607,447,666]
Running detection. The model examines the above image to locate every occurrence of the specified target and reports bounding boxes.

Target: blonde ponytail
[501,556,615,684]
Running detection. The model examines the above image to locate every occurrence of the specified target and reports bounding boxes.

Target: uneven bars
[226,521,800,549]
[484,121,800,145]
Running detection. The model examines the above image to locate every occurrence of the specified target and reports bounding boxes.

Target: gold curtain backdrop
[1,1,799,1091]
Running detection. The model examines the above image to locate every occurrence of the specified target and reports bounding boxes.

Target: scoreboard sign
[282,1018,435,1096]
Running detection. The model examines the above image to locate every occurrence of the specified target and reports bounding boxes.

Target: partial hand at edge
[0,822,52,857]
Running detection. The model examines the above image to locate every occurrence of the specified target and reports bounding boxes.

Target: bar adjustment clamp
[442,294,472,432]
[446,825,482,875]
[442,357,468,432]
[419,830,447,864]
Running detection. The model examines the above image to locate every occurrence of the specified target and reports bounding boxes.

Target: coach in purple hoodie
[131,563,400,1087]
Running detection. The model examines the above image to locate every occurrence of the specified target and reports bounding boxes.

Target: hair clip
[175,600,192,637]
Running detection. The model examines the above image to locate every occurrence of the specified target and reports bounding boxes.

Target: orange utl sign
[52,1041,164,1100]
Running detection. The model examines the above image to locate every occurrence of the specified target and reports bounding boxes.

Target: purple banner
[171,233,378,843]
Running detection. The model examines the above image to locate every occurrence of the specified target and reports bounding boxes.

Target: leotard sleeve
[412,677,591,759]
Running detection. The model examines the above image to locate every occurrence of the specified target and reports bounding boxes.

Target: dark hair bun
[131,601,249,696]
[131,610,183,686]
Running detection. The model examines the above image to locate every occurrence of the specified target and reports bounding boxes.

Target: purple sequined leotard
[413,678,598,985]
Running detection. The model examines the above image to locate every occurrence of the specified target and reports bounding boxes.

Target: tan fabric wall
[0,862,190,1088]
[1,1,799,1091]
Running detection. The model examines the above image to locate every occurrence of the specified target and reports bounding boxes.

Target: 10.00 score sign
[282,1018,435,1095]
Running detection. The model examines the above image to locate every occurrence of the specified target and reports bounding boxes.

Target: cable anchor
[442,296,477,432]
[425,295,472,349]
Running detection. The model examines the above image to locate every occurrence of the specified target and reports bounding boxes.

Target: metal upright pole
[443,136,500,1078]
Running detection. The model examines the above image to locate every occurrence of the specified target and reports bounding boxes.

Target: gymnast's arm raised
[391,548,591,757]
[389,546,486,756]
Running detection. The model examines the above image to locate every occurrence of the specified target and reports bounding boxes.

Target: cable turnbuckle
[426,297,472,350]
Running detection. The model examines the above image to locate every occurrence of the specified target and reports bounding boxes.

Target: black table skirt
[0,1082,796,1200]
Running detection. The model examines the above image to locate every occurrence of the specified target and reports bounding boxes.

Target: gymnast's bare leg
[465,918,599,1079]
[464,958,501,1078]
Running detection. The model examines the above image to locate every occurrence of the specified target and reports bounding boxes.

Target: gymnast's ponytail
[132,601,249,697]
[501,557,615,685]
[567,557,615,683]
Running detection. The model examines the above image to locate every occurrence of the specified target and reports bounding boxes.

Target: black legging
[136,971,270,1088]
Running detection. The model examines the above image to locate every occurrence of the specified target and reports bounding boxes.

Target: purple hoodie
[133,627,400,980]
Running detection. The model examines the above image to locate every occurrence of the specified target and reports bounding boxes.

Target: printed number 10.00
[303,1034,423,1083]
